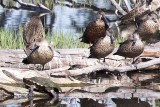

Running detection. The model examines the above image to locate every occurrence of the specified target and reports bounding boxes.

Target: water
[0,0,116,37]
[0,95,159,107]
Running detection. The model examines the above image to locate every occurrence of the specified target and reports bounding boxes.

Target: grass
[0,26,89,49]
[0,26,23,49]
[0,26,129,49]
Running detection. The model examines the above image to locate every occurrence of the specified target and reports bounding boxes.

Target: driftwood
[60,87,160,99]
[0,44,160,75]
[0,0,51,13]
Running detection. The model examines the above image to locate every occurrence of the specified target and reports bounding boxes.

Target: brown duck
[137,13,160,40]
[22,38,53,70]
[89,29,115,62]
[23,14,45,48]
[114,31,144,63]
[120,0,153,25]
[80,11,109,44]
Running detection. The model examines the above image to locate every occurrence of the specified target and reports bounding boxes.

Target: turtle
[23,77,62,98]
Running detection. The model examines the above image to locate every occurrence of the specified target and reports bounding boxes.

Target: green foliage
[0,26,23,49]
[0,26,89,49]
[0,26,129,49]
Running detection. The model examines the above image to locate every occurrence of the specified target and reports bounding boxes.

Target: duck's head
[97,11,111,28]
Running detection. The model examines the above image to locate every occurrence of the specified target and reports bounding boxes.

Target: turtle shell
[23,77,62,95]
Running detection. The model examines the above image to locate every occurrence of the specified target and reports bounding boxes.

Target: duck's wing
[23,16,45,47]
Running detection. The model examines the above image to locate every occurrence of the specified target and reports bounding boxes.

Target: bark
[0,0,51,13]
[51,57,160,76]
[59,87,160,99]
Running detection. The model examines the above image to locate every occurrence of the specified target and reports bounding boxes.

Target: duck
[120,0,153,25]
[89,29,115,62]
[23,14,45,49]
[137,13,160,41]
[80,11,110,44]
[22,38,53,70]
[114,31,144,63]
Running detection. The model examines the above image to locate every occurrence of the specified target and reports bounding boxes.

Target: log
[0,0,51,13]
[0,43,160,70]
[59,87,160,99]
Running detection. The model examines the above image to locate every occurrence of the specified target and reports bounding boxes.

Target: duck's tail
[22,58,30,64]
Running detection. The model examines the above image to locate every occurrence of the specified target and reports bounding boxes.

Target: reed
[0,26,126,49]
[0,26,89,49]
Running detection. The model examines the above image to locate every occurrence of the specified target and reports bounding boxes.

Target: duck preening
[22,38,53,70]
[22,12,53,70]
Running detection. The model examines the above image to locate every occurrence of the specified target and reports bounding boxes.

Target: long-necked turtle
[23,77,62,98]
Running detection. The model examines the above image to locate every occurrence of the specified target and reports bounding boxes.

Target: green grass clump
[0,26,89,49]
[0,26,129,49]
[46,31,89,48]
[0,27,23,49]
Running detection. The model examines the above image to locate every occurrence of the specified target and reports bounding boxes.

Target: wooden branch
[0,0,51,13]
[59,87,160,99]
[51,57,160,76]
[109,0,127,15]
[124,0,132,11]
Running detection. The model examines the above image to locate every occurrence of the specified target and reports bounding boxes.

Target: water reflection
[1,96,156,107]
[0,0,116,38]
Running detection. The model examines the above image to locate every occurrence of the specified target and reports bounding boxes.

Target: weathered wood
[59,87,160,99]
[0,0,51,13]
[0,45,160,70]
[51,57,160,76]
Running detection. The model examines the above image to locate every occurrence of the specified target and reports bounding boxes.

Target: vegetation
[0,26,89,49]
[0,26,130,49]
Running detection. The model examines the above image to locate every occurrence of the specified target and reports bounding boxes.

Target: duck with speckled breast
[114,31,144,64]
[89,29,115,62]
[22,7,54,70]
[80,11,111,44]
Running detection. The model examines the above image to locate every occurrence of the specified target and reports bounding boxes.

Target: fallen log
[0,0,51,13]
[60,87,160,99]
[51,57,160,76]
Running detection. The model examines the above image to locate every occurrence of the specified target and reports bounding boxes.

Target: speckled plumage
[137,14,159,39]
[22,38,53,70]
[114,32,144,61]
[23,16,45,48]
[89,30,115,61]
[120,0,152,25]
[80,12,109,44]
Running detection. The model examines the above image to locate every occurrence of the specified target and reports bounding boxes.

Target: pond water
[0,0,117,38]
[1,92,160,107]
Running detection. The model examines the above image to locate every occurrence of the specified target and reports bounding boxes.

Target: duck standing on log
[89,29,115,62]
[80,11,110,44]
[114,31,144,64]
[22,38,54,70]
[22,11,53,70]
